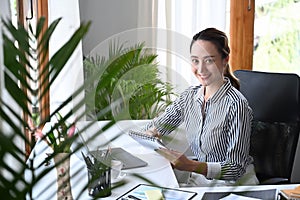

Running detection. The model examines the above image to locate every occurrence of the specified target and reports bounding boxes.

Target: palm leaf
[1,15,171,199]
[0,16,103,199]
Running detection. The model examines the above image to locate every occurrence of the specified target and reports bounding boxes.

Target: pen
[128,195,142,200]
[81,151,93,169]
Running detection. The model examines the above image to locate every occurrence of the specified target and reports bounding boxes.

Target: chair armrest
[260,177,289,185]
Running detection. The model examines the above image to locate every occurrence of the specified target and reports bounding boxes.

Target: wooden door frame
[18,0,49,159]
[229,0,255,72]
[36,0,50,127]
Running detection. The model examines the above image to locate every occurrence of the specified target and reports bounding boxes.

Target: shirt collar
[193,77,231,103]
[211,77,231,103]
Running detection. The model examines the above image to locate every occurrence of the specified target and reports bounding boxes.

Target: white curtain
[144,0,229,94]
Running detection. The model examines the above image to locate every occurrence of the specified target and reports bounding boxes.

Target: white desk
[25,121,299,199]
[25,120,179,199]
[183,184,299,199]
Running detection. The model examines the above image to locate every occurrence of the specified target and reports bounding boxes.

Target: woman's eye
[204,58,214,64]
[191,59,199,64]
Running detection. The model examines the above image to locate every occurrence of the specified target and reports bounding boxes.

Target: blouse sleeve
[218,99,253,180]
[141,88,191,135]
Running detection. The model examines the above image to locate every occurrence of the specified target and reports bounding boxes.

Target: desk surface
[25,121,179,199]
[25,121,299,199]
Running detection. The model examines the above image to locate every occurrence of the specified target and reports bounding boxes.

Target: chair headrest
[234,70,300,122]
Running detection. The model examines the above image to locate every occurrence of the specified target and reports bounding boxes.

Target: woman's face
[190,40,228,87]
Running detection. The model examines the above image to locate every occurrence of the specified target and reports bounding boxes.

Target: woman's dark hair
[190,28,240,90]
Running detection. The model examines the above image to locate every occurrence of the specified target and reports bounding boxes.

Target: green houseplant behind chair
[234,70,300,185]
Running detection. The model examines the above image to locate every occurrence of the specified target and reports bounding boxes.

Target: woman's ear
[223,56,229,66]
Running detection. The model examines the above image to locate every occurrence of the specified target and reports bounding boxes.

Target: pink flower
[30,113,77,153]
[28,119,44,140]
[34,129,44,141]
[67,123,76,138]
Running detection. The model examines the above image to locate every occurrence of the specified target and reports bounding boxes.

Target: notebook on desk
[89,147,148,169]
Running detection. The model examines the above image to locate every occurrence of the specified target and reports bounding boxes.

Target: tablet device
[117,184,197,200]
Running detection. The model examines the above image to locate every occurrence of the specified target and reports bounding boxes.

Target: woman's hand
[155,148,208,175]
[155,148,193,171]
[144,127,161,138]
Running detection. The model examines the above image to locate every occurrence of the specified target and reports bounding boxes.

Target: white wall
[0,0,12,132]
[48,0,85,121]
[0,0,25,184]
[48,0,146,120]
[78,0,140,57]
[0,2,7,110]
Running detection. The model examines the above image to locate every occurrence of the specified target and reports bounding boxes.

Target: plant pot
[53,153,73,200]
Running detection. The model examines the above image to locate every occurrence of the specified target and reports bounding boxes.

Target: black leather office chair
[234,70,300,184]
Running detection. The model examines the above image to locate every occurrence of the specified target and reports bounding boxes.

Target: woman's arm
[141,88,192,135]
[219,99,253,180]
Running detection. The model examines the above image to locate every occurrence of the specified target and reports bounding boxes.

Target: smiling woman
[138,28,259,186]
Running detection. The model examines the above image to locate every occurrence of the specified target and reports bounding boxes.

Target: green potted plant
[84,42,177,121]
[0,16,100,199]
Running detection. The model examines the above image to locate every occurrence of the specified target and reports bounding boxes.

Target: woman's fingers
[145,127,161,138]
[155,148,180,163]
[155,148,193,171]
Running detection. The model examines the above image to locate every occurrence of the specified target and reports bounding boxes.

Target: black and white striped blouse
[144,78,253,181]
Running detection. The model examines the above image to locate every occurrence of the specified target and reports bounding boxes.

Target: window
[253,0,300,75]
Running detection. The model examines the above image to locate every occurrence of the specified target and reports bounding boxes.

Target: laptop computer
[89,147,148,170]
[77,128,148,170]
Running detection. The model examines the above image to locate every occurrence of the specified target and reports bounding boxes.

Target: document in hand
[117,184,197,200]
[128,130,166,150]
